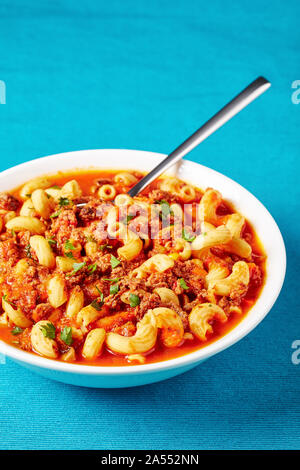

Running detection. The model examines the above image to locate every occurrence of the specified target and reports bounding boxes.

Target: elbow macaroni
[30,235,55,268]
[31,321,58,358]
[0,171,264,366]
[189,303,227,341]
[6,216,46,234]
[47,275,68,308]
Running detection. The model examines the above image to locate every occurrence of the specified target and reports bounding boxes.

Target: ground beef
[95,253,113,273]
[0,239,19,263]
[173,260,206,296]
[120,277,147,293]
[50,209,78,248]
[17,230,31,248]
[18,328,32,351]
[77,204,97,222]
[95,178,114,186]
[135,292,161,320]
[32,303,53,322]
[248,263,262,287]
[147,189,179,204]
[113,321,136,337]
[0,192,20,211]
[146,270,178,290]
[97,311,136,332]
[74,196,101,223]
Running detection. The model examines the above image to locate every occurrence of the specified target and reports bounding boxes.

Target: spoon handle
[128,76,271,198]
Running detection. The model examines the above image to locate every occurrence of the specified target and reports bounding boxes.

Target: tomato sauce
[0,169,266,366]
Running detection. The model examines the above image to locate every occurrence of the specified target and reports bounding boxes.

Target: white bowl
[0,149,286,388]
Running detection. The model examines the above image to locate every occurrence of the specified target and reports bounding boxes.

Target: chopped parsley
[156,200,174,221]
[110,283,119,295]
[11,327,23,336]
[182,229,196,243]
[95,286,104,299]
[90,300,102,311]
[47,237,57,247]
[64,239,76,258]
[129,293,140,308]
[25,244,32,259]
[85,235,96,243]
[87,263,97,274]
[40,322,56,340]
[71,261,86,274]
[99,244,113,251]
[2,294,16,307]
[124,215,134,224]
[103,278,120,283]
[50,210,61,219]
[91,289,104,311]
[59,197,70,207]
[179,278,189,290]
[60,326,73,346]
[64,240,76,251]
[110,255,121,269]
[50,185,61,189]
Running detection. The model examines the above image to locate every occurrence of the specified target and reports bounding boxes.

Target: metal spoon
[127,76,270,198]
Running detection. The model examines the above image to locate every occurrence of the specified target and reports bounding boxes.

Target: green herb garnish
[87,264,97,274]
[50,210,61,219]
[64,240,76,258]
[11,327,23,336]
[179,278,189,290]
[40,322,56,340]
[95,287,104,300]
[125,215,134,224]
[59,197,70,207]
[91,290,104,311]
[99,244,112,251]
[25,244,32,259]
[129,293,140,308]
[60,326,73,346]
[110,255,121,269]
[2,294,15,306]
[156,200,173,221]
[182,229,196,243]
[47,237,57,247]
[110,283,119,295]
[64,239,75,251]
[71,262,86,274]
[85,235,96,243]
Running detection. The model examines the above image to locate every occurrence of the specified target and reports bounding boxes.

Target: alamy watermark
[0,80,6,104]
[291,340,300,365]
[291,80,300,104]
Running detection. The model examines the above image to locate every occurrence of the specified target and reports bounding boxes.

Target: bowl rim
[0,149,286,376]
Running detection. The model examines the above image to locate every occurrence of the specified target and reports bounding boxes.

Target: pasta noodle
[0,169,265,366]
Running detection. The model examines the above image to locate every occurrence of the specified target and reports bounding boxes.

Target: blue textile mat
[0,0,299,450]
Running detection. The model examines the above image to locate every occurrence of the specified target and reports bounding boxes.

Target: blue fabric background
[0,0,299,450]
